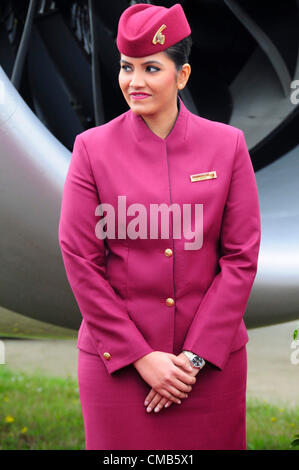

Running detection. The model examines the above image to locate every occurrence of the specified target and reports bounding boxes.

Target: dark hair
[163,35,192,71]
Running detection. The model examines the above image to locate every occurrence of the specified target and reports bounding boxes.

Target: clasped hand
[133,351,201,413]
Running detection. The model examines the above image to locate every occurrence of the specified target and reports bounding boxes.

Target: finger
[146,392,175,412]
[165,376,193,396]
[168,357,197,383]
[146,392,162,412]
[174,368,198,386]
[181,359,193,372]
[150,395,168,413]
[164,400,173,408]
[163,385,191,409]
[164,388,190,409]
[171,377,194,394]
[153,397,168,413]
[144,388,157,406]
[156,387,183,404]
[164,383,189,401]
[171,354,193,371]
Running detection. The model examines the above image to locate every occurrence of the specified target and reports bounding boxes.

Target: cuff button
[103,352,111,360]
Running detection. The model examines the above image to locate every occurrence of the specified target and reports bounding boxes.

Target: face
[118,51,184,116]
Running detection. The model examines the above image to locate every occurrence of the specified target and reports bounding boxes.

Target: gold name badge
[190,171,217,182]
[152,24,166,45]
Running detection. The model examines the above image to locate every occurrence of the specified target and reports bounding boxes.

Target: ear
[177,63,191,89]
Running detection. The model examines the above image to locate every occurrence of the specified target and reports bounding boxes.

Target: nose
[129,71,146,88]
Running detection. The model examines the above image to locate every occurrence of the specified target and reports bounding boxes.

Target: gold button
[103,352,111,360]
[166,297,175,307]
[164,248,173,257]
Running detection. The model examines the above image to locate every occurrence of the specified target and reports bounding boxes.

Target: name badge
[190,171,217,182]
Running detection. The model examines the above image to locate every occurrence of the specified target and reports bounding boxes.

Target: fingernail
[144,400,149,406]
[146,406,152,412]
[164,403,169,408]
[154,407,160,412]
[177,400,181,404]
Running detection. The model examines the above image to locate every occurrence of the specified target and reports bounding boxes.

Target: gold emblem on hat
[152,24,166,45]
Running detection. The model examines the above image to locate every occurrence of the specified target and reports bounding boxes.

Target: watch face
[192,356,204,367]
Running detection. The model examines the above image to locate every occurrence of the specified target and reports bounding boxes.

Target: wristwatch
[183,350,206,369]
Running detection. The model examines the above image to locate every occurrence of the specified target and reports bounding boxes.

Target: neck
[140,97,179,140]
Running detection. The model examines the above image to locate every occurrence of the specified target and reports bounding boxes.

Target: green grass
[0,365,298,450]
[0,366,84,450]
[246,397,299,450]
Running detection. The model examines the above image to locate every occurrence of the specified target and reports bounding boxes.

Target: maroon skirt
[77,345,247,450]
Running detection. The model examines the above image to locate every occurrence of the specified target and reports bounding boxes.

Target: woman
[58,3,261,450]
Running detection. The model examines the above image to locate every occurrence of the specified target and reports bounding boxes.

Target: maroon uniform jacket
[58,97,261,375]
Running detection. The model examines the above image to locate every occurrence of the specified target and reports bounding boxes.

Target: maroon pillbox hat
[116,3,191,58]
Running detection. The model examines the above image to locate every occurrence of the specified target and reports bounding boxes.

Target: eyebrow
[120,59,163,66]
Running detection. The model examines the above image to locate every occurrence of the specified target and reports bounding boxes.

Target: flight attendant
[58,3,261,450]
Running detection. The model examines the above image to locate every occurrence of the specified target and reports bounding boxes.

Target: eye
[146,66,160,72]
[121,65,160,71]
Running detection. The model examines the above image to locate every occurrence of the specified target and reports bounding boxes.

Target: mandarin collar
[129,96,189,144]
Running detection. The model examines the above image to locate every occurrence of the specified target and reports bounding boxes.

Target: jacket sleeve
[58,134,155,375]
[182,129,261,370]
